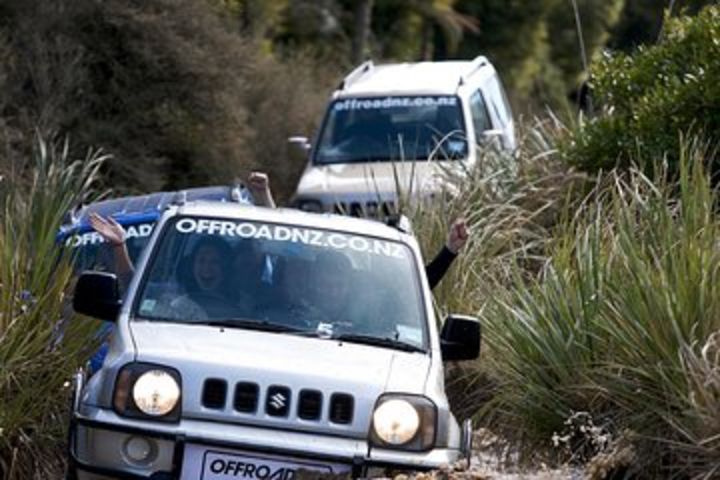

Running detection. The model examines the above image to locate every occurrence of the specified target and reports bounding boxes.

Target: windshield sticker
[448,140,466,153]
[175,218,404,259]
[397,325,423,345]
[65,223,153,248]
[140,299,157,315]
[333,96,457,112]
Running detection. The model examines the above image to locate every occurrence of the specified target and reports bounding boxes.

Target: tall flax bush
[412,118,585,315]
[0,139,106,479]
[479,138,720,477]
[410,119,586,417]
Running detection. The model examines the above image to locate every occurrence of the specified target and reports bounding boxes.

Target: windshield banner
[333,95,457,112]
[65,223,153,248]
[175,218,404,259]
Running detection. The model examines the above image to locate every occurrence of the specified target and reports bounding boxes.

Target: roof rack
[337,60,374,91]
[457,55,488,87]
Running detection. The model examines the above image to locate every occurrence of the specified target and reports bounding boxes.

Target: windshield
[315,95,467,165]
[133,217,427,351]
[65,222,154,273]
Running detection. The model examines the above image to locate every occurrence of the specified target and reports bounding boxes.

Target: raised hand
[247,171,276,208]
[446,218,469,254]
[89,212,126,246]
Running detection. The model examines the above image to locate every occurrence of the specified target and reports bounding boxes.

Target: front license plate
[181,443,350,480]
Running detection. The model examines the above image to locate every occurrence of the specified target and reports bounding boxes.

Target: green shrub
[564,5,720,176]
[0,138,105,479]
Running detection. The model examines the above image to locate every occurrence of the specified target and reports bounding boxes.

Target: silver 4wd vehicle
[291,56,515,215]
[68,202,480,479]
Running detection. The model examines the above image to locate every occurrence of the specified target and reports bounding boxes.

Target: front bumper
[69,405,462,479]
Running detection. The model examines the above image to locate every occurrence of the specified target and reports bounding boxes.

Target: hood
[130,322,431,438]
[295,161,454,200]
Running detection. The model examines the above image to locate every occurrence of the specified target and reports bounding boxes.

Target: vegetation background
[0,0,712,201]
[1,0,720,479]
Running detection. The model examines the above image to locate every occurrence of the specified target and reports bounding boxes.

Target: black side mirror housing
[73,271,121,321]
[440,314,481,361]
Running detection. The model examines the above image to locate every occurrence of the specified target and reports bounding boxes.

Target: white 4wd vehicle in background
[68,202,480,479]
[291,56,515,215]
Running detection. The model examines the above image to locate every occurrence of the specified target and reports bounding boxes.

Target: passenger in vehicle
[256,255,317,328]
[231,238,268,302]
[151,236,244,320]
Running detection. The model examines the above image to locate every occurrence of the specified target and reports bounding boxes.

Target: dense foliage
[565,5,720,176]
[0,0,335,200]
[1,1,719,478]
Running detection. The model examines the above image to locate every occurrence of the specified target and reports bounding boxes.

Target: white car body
[293,57,515,215]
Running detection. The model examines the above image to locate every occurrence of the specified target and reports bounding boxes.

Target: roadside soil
[298,429,583,480]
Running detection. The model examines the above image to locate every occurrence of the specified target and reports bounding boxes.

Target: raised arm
[89,213,134,286]
[425,218,469,290]
[246,171,276,208]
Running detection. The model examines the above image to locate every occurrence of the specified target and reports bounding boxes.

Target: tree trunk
[351,0,374,64]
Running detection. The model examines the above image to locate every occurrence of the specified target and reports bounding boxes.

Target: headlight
[113,363,182,422]
[370,395,437,451]
[373,399,419,444]
[133,370,180,416]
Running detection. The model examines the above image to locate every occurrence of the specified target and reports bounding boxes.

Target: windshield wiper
[196,318,313,335]
[330,333,425,353]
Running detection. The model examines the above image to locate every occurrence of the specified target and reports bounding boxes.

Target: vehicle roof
[170,202,410,243]
[58,185,251,237]
[337,58,495,97]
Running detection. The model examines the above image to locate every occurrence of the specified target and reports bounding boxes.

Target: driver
[256,255,318,328]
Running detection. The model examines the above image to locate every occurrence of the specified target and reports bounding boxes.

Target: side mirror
[480,129,504,145]
[73,272,121,321]
[440,314,481,361]
[288,136,311,152]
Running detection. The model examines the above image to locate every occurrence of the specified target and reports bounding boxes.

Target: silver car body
[69,202,470,479]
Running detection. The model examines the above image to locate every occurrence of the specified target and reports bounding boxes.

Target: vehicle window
[315,95,467,165]
[485,77,511,126]
[133,217,427,350]
[469,91,492,138]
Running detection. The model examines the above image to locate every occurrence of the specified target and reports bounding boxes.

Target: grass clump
[475,138,720,477]
[0,138,106,479]
[410,119,587,419]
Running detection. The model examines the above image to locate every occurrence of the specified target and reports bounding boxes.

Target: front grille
[266,385,291,417]
[203,379,354,425]
[201,379,227,409]
[234,382,259,413]
[298,390,323,420]
[329,393,354,424]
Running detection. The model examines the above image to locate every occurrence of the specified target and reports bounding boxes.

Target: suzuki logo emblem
[270,393,286,410]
